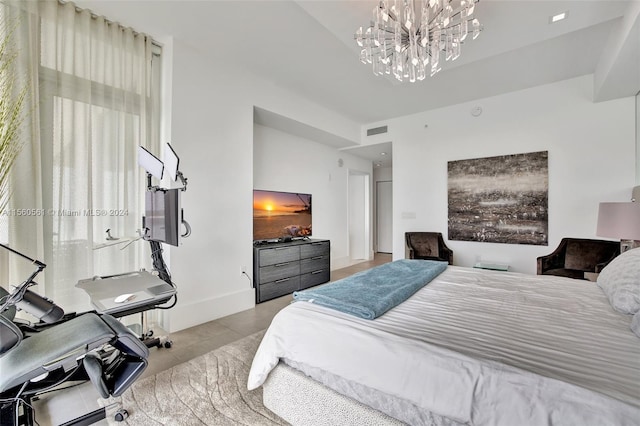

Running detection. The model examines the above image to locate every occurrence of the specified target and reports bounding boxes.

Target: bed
[248,256,640,426]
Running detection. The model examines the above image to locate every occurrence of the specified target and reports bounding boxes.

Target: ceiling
[74,0,640,168]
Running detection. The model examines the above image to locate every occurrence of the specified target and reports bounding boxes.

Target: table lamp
[596,202,640,252]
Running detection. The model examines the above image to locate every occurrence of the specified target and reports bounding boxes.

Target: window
[2,2,162,313]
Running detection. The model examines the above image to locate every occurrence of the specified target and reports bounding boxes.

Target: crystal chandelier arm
[380,46,397,60]
[353,25,407,44]
[426,0,479,29]
[425,1,444,27]
[376,22,409,37]
[380,3,416,36]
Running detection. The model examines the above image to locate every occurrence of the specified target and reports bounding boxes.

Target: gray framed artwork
[448,151,548,245]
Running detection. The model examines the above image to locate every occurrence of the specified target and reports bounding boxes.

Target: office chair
[0,307,149,425]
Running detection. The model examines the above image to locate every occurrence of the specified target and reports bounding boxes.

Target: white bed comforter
[248,266,640,426]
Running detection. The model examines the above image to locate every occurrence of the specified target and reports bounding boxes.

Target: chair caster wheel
[114,408,128,422]
[164,341,172,349]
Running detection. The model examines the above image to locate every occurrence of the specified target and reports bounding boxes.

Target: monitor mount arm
[142,164,190,287]
[0,243,46,309]
[145,171,188,193]
[176,171,188,192]
[0,244,64,323]
[146,172,158,192]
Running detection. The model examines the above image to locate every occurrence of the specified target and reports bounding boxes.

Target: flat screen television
[144,188,182,246]
[253,190,312,241]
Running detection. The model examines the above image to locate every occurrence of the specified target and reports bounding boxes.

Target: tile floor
[33,253,392,425]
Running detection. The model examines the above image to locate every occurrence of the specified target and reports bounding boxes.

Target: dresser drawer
[258,246,300,267]
[254,239,330,303]
[258,262,300,284]
[300,241,329,259]
[300,256,329,274]
[299,269,330,290]
[259,276,300,302]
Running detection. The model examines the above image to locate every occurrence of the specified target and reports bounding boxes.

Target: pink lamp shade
[596,202,640,240]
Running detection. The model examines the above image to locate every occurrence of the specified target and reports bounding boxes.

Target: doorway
[348,171,371,261]
[376,180,392,253]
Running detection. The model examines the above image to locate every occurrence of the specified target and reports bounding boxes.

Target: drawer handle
[311,256,324,260]
[311,242,325,246]
[275,278,291,283]
[274,247,290,250]
[311,270,324,275]
[274,263,291,267]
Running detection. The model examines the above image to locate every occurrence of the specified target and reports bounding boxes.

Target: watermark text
[2,208,129,217]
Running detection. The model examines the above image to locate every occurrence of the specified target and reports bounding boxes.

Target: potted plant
[0,18,29,213]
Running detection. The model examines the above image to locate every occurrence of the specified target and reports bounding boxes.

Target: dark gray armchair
[405,232,453,265]
[536,238,620,279]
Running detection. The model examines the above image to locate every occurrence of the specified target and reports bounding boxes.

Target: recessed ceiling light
[380,152,387,156]
[550,11,568,23]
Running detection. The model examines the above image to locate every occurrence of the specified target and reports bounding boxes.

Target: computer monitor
[144,188,182,247]
[164,143,180,182]
[137,146,164,180]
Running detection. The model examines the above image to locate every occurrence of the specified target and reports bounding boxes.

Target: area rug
[103,330,288,425]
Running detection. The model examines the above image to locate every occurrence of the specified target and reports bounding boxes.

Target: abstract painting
[448,151,548,245]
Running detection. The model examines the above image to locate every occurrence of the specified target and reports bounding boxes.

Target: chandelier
[355,0,481,83]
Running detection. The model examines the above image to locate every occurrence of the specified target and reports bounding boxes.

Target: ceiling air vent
[367,125,388,136]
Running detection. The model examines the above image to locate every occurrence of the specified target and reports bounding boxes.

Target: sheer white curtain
[0,1,44,290]
[2,1,161,312]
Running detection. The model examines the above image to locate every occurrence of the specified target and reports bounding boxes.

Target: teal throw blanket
[292,259,447,319]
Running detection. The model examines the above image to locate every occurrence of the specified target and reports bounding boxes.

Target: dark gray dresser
[253,239,330,303]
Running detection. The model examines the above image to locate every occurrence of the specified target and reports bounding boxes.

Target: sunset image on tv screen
[253,190,312,240]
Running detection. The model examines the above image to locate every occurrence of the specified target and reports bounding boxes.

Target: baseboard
[331,256,353,270]
[332,255,376,271]
[167,288,255,332]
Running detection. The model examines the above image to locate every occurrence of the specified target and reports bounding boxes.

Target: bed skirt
[263,362,405,426]
[263,362,462,426]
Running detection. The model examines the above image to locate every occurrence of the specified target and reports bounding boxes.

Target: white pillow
[597,247,640,315]
[632,311,640,338]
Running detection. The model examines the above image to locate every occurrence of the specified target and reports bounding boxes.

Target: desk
[76,271,176,318]
[473,262,510,272]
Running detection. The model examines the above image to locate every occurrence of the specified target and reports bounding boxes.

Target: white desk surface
[76,270,175,315]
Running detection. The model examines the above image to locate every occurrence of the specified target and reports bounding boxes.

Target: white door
[349,174,366,260]
[377,181,392,253]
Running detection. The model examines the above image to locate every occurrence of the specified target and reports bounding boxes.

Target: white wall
[348,173,368,261]
[253,124,372,269]
[636,92,639,184]
[167,40,363,332]
[368,75,635,274]
[373,167,393,253]
[164,43,635,331]
[373,167,392,183]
